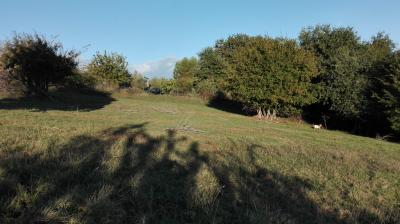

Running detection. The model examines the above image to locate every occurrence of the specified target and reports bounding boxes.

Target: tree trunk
[322,115,328,129]
[266,109,271,120]
[271,109,277,120]
[257,108,263,119]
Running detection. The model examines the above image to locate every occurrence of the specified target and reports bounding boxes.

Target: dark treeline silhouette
[0,123,391,223]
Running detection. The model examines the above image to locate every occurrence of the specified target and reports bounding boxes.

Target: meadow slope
[0,91,399,223]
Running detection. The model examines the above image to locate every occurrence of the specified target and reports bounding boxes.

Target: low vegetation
[0,92,399,223]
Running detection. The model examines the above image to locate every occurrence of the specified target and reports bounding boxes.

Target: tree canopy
[86,51,131,87]
[215,35,319,117]
[173,57,198,94]
[299,25,366,120]
[0,33,78,95]
[373,51,400,135]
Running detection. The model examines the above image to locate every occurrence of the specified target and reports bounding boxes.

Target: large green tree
[372,51,400,137]
[0,33,78,95]
[299,25,367,122]
[218,35,318,118]
[173,57,198,94]
[360,33,397,135]
[87,51,131,87]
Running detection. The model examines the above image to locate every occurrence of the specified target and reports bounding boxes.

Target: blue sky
[1,0,399,78]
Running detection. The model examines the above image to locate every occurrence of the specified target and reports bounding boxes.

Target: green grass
[0,91,399,223]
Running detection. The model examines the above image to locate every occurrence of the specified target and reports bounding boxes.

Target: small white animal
[312,124,323,129]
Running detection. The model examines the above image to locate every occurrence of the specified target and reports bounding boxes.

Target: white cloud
[130,57,179,78]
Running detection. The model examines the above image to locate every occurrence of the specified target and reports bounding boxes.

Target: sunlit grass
[0,91,399,223]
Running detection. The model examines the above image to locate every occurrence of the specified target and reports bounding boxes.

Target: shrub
[159,79,176,94]
[130,71,147,90]
[195,79,218,99]
[149,78,176,94]
[64,71,97,90]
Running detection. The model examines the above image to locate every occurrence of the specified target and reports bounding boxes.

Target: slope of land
[0,91,399,223]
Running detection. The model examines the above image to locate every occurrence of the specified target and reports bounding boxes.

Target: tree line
[0,25,399,139]
[173,25,400,139]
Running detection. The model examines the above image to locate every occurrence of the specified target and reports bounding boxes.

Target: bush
[195,79,218,99]
[130,71,147,90]
[64,71,97,90]
[149,78,176,94]
[159,79,176,94]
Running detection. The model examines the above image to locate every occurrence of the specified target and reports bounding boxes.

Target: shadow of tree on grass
[206,92,255,116]
[0,123,386,223]
[0,88,114,112]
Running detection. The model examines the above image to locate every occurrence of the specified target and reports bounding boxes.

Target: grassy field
[0,90,399,223]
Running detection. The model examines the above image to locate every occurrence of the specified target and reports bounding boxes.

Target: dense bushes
[149,78,177,94]
[130,71,148,91]
[64,71,97,90]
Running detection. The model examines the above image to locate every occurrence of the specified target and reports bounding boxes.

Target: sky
[1,0,400,78]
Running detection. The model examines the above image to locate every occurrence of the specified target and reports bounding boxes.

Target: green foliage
[173,57,198,94]
[299,25,367,119]
[87,51,131,87]
[159,79,176,94]
[64,71,97,90]
[195,47,230,98]
[195,79,219,98]
[0,33,78,95]
[373,51,400,135]
[130,71,147,90]
[150,77,176,94]
[217,35,318,116]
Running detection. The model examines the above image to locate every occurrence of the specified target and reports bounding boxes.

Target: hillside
[0,91,399,223]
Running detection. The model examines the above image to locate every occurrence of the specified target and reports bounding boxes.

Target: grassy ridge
[0,92,399,223]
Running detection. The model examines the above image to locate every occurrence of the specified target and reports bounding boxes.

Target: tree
[0,33,78,95]
[87,51,131,87]
[173,57,198,94]
[195,47,230,98]
[359,33,397,135]
[299,25,367,123]
[372,51,400,137]
[218,35,318,118]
